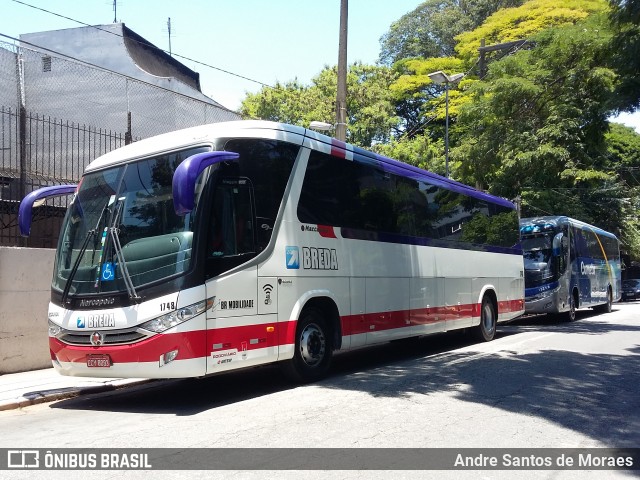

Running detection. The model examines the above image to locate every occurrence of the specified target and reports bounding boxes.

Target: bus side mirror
[552,232,565,255]
[172,151,239,215]
[18,184,77,237]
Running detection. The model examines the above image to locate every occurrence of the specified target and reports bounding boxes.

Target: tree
[604,123,640,256]
[608,0,640,111]
[379,0,525,66]
[240,63,399,148]
[455,13,617,195]
[390,56,469,138]
[455,0,608,60]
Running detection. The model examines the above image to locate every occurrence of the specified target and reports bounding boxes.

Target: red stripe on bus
[331,139,348,158]
[51,330,208,364]
[317,224,337,238]
[50,300,524,363]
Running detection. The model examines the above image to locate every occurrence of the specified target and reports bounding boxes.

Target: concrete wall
[0,247,55,374]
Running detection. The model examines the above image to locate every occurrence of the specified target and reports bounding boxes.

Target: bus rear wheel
[474,297,496,342]
[282,308,333,383]
[595,288,613,314]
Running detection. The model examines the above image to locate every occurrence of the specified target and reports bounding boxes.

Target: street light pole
[427,70,465,178]
[335,0,348,142]
[444,82,450,178]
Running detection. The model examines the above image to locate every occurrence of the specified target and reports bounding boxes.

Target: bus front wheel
[282,308,333,383]
[474,297,496,342]
[564,293,577,322]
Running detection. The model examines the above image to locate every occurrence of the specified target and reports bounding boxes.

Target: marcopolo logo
[302,247,338,271]
[79,298,116,308]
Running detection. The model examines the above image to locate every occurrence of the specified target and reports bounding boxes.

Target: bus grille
[58,328,151,346]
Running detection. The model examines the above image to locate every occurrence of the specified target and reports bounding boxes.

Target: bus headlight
[140,298,213,333]
[48,320,63,337]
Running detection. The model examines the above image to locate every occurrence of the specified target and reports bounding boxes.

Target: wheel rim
[482,302,495,335]
[299,322,326,367]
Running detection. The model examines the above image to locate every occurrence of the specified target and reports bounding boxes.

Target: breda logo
[302,247,338,270]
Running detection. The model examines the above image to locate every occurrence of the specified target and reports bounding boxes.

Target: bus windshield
[521,233,558,287]
[53,146,208,296]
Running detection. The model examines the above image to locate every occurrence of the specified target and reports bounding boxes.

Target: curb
[0,379,152,411]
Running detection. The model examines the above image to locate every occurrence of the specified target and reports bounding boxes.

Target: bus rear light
[159,349,179,367]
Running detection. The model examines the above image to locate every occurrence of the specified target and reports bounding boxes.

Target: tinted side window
[223,139,298,227]
[297,150,518,249]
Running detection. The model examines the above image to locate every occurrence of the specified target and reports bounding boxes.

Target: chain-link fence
[0,39,240,247]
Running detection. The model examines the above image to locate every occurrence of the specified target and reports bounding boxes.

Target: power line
[9,0,275,89]
[0,32,241,116]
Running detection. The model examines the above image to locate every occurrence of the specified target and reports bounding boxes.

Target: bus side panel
[204,268,282,374]
[409,277,445,335]
[274,276,352,357]
[365,277,411,344]
[348,277,366,349]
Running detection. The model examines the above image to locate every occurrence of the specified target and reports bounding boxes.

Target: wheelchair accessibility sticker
[101,262,115,281]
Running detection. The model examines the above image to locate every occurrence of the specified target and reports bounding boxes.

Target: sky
[2,0,639,132]
[1,0,425,110]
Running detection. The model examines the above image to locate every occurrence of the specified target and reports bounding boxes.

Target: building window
[42,56,52,72]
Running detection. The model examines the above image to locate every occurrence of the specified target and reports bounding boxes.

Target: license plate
[86,354,111,368]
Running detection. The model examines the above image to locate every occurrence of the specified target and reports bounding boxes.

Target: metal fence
[0,39,240,248]
[0,106,128,247]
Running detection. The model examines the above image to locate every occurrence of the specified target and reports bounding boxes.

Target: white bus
[20,121,525,382]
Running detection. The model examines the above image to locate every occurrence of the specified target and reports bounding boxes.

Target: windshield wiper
[107,198,141,302]
[61,203,110,306]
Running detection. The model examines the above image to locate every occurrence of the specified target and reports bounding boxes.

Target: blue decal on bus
[101,262,115,281]
[286,246,300,269]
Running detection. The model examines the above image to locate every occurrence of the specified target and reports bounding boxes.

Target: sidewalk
[0,368,151,411]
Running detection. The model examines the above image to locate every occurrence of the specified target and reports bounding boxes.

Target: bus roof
[520,216,619,240]
[84,120,515,210]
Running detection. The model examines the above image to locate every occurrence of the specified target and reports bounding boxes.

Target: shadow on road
[51,308,640,447]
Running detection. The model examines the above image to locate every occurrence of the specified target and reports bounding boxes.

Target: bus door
[204,178,263,372]
[553,229,570,305]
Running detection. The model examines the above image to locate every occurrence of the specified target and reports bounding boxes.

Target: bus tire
[474,296,496,342]
[595,288,613,314]
[564,292,577,322]
[282,308,333,383]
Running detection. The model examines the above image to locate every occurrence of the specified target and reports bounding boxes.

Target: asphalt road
[1,301,639,480]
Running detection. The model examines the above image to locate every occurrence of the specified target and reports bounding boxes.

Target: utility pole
[167,18,172,56]
[335,0,348,142]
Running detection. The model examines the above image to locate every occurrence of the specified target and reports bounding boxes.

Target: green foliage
[240,63,399,147]
[390,57,471,136]
[455,13,616,191]
[608,0,640,111]
[373,134,444,174]
[455,0,609,61]
[379,0,526,65]
[603,123,640,256]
